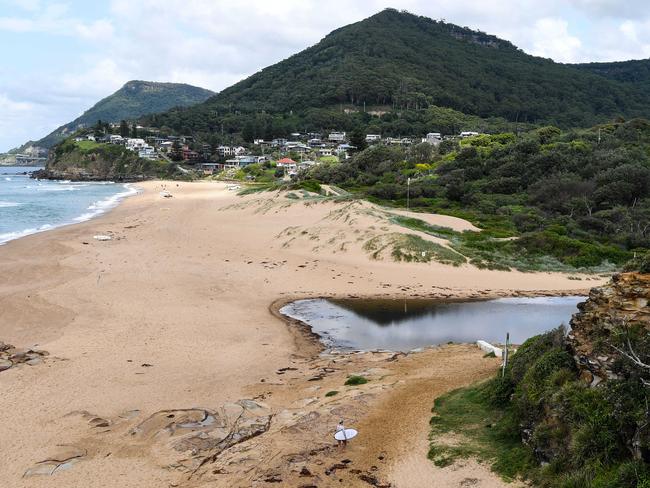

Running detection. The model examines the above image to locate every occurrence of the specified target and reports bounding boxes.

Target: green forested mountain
[148,9,650,138]
[575,59,650,88]
[33,81,213,148]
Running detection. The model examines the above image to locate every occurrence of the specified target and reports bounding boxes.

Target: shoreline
[0,181,605,487]
[0,176,141,246]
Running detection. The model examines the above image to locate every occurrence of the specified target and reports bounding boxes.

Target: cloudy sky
[1,0,650,151]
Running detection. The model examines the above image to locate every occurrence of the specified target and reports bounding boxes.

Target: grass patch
[344,375,368,386]
[429,382,535,481]
[325,390,339,397]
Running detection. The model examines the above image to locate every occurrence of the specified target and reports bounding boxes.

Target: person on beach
[336,420,347,448]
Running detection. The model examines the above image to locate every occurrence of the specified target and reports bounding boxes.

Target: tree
[119,120,129,137]
[170,141,183,161]
[131,124,138,138]
[349,127,367,152]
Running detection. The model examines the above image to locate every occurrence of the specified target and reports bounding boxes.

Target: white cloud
[530,17,583,62]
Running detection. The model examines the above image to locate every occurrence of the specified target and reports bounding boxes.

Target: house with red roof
[276,157,297,171]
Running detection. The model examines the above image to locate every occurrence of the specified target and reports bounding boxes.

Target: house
[272,138,287,147]
[276,157,297,171]
[86,135,96,142]
[253,139,266,145]
[200,162,223,175]
[126,138,146,150]
[318,148,334,157]
[235,155,266,167]
[109,135,124,144]
[328,131,346,143]
[216,146,246,157]
[138,146,156,159]
[423,132,442,145]
[159,141,173,152]
[460,131,479,138]
[74,136,85,142]
[308,138,322,147]
[365,134,381,143]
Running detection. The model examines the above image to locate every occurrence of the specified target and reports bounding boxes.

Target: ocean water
[0,166,138,244]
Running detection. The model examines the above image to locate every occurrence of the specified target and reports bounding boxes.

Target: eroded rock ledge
[569,272,650,384]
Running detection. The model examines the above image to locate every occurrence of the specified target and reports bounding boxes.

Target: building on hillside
[308,138,322,147]
[109,135,124,144]
[365,134,381,143]
[272,138,287,147]
[328,131,346,143]
[138,146,156,159]
[276,157,297,171]
[126,138,146,150]
[200,162,223,175]
[318,148,334,157]
[423,132,442,145]
[460,131,479,138]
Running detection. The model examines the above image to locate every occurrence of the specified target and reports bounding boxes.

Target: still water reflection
[280,296,584,351]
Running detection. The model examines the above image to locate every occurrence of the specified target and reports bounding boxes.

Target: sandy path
[0,181,598,487]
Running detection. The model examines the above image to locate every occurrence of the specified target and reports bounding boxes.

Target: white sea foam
[72,184,139,222]
[0,201,21,208]
[0,183,140,245]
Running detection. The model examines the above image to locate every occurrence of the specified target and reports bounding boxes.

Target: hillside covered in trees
[31,81,213,149]
[147,9,650,139]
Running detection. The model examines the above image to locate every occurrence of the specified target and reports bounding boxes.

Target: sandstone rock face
[569,272,650,383]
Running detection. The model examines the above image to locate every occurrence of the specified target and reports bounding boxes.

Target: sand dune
[0,182,598,487]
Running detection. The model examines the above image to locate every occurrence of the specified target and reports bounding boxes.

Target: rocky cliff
[36,140,174,181]
[569,272,650,385]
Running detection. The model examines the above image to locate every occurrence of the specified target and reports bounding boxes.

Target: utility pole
[502,332,510,378]
[407,177,411,211]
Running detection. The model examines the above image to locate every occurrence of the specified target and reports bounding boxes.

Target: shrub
[344,375,368,386]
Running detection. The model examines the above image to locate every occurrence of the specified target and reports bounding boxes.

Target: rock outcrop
[569,272,650,385]
[0,341,48,372]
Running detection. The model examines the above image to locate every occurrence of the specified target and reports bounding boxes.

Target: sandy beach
[0,181,600,487]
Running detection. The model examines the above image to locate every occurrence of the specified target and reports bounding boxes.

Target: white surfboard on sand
[334,428,358,441]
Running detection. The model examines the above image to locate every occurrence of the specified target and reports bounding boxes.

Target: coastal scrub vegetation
[430,327,650,487]
[344,375,368,386]
[302,119,650,272]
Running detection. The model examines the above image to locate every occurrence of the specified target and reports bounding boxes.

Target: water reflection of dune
[282,297,584,352]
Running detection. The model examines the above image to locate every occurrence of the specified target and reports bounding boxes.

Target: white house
[138,145,156,159]
[365,134,381,142]
[318,148,334,157]
[328,131,346,143]
[109,135,124,144]
[460,131,480,138]
[423,132,442,145]
[126,138,146,151]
